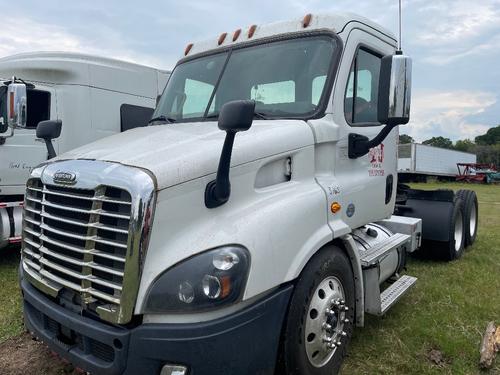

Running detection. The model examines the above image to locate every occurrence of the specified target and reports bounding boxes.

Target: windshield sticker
[368,143,385,177]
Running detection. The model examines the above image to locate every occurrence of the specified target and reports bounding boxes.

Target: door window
[26,89,51,128]
[344,48,381,125]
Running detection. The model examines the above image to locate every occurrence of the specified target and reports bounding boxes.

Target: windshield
[153,35,338,123]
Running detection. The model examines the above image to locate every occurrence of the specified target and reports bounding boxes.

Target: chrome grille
[22,178,132,311]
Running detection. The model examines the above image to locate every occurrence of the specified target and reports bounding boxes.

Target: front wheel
[279,246,355,375]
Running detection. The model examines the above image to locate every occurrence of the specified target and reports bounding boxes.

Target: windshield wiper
[253,111,272,120]
[148,115,176,125]
[204,111,271,121]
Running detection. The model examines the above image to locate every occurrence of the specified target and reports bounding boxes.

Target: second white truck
[0,52,170,249]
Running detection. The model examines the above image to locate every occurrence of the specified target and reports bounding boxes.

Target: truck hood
[54,120,314,190]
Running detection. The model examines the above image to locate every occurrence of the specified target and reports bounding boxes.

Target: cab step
[380,275,417,314]
[364,274,417,316]
[360,233,411,267]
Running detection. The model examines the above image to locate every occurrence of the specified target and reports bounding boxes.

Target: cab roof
[184,12,397,59]
[0,52,170,98]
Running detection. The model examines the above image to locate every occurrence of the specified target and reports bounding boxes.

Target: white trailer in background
[0,52,170,249]
[398,143,476,181]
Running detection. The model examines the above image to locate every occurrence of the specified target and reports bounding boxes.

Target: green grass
[343,182,500,374]
[0,249,23,342]
[0,182,498,374]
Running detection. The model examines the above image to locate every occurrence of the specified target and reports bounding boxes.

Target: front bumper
[21,275,293,375]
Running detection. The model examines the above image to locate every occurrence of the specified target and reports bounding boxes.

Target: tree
[475,125,500,145]
[399,134,414,144]
[454,139,475,152]
[422,136,453,149]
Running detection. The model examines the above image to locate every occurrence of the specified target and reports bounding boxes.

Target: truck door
[317,29,398,233]
[0,86,56,191]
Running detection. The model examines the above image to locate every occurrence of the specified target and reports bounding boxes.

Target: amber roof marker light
[248,24,257,38]
[184,43,194,56]
[232,29,242,42]
[218,32,228,46]
[303,13,312,28]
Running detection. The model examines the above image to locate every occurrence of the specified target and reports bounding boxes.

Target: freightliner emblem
[53,170,77,185]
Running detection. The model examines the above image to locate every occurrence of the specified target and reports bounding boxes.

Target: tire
[279,246,355,375]
[456,189,478,247]
[437,197,466,261]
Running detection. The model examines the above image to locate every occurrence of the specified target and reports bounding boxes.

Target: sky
[1,0,498,142]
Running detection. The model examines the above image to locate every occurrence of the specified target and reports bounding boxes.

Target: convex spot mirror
[7,82,27,129]
[377,53,412,127]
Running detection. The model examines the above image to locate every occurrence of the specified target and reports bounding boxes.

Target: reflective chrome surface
[7,81,27,128]
[387,54,412,122]
[21,160,156,324]
[469,203,477,238]
[305,276,348,368]
[454,210,463,252]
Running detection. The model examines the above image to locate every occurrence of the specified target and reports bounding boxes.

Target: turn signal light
[331,202,341,214]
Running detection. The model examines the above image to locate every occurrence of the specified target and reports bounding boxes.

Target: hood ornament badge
[53,170,77,185]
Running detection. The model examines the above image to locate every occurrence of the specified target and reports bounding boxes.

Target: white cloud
[421,33,500,65]
[0,17,163,68]
[406,90,496,141]
[415,0,500,46]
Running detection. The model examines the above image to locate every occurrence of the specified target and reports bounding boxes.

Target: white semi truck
[0,52,170,249]
[18,13,479,375]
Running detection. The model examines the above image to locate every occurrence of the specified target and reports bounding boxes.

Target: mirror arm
[205,131,236,208]
[348,124,395,159]
[44,139,57,159]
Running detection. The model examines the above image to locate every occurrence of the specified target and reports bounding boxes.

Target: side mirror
[217,100,255,132]
[7,82,27,128]
[205,100,255,208]
[348,53,412,159]
[36,120,62,159]
[378,54,412,127]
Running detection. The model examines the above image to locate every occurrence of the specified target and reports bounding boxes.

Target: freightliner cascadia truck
[18,13,479,375]
[0,52,170,250]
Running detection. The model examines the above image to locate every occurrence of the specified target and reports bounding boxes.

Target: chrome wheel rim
[454,210,463,252]
[469,204,477,238]
[304,276,348,368]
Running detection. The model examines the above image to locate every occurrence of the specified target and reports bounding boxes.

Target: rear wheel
[280,246,355,375]
[456,189,478,247]
[437,197,465,261]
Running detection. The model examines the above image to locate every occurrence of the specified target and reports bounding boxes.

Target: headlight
[143,246,250,313]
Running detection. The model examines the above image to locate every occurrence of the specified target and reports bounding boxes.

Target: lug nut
[327,342,337,349]
[342,306,349,312]
[322,323,332,331]
[322,336,332,343]
[340,331,347,337]
[336,341,342,346]
[325,309,335,316]
[343,318,350,324]
[339,299,345,304]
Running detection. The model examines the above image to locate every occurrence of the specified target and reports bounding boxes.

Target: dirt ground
[0,333,79,375]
